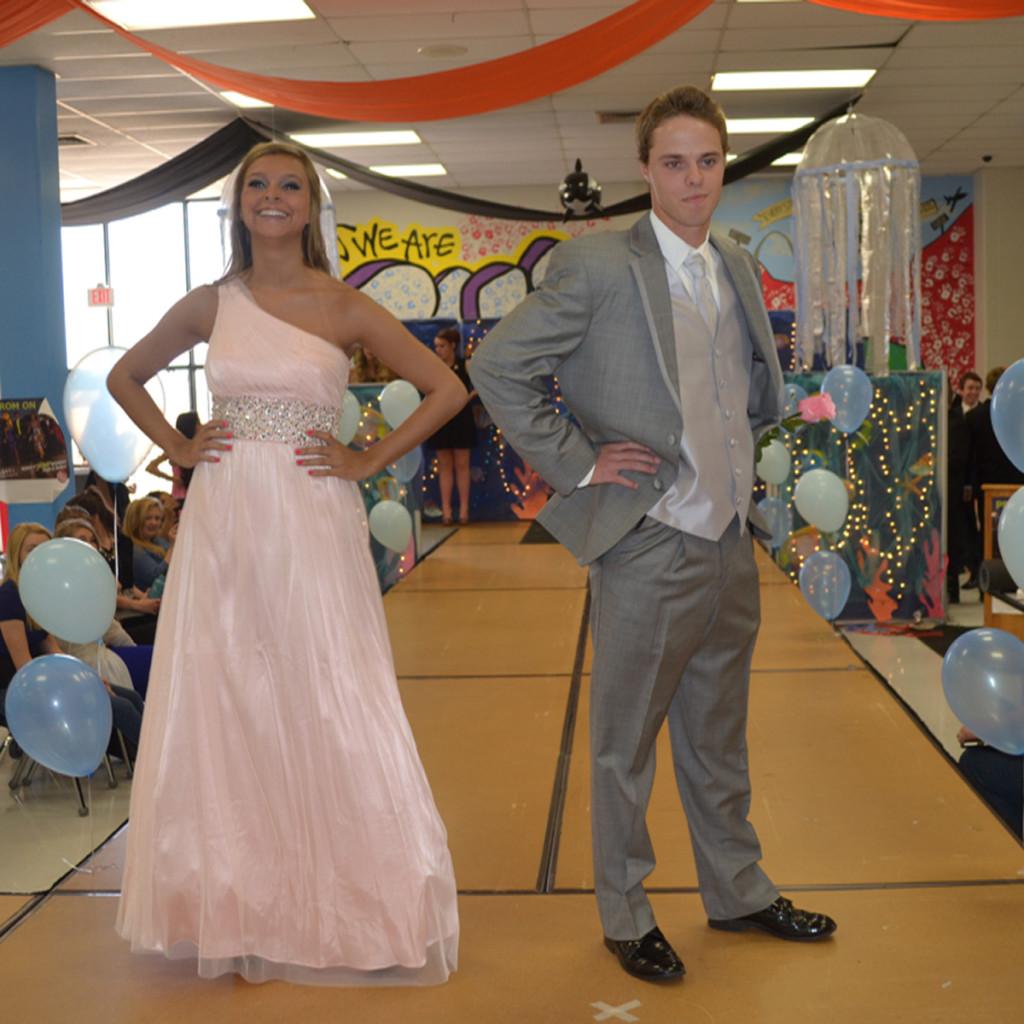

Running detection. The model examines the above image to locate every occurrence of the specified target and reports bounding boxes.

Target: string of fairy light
[779,371,941,604]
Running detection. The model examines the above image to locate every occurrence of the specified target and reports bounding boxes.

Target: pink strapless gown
[116,280,459,985]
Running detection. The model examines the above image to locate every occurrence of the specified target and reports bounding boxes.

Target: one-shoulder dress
[115,279,459,985]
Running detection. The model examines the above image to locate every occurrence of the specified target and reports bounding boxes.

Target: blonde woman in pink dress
[107,143,466,985]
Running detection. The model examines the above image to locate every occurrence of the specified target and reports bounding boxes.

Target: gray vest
[647,260,754,540]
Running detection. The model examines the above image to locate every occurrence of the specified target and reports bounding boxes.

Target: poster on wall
[0,398,70,503]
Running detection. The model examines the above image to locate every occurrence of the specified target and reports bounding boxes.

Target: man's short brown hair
[636,86,729,164]
[986,367,1005,394]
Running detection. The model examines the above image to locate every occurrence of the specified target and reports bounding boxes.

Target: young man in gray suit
[469,86,836,982]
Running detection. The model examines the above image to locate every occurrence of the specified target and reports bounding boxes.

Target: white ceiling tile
[189,43,359,72]
[63,95,228,115]
[628,30,725,57]
[527,6,650,35]
[727,4,903,30]
[324,11,531,41]
[871,67,1024,87]
[56,78,211,100]
[865,85,1018,104]
[887,46,1024,69]
[716,48,887,72]
[903,20,1024,48]
[142,20,338,52]
[721,27,903,51]
[48,56,176,79]
[352,35,533,65]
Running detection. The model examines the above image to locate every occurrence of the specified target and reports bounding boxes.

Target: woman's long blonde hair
[3,522,52,586]
[123,498,165,557]
[218,142,333,282]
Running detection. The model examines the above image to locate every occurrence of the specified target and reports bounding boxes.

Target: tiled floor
[2,528,1022,1023]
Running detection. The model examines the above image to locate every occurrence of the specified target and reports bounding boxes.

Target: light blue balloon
[794,468,849,533]
[4,654,112,776]
[821,364,873,433]
[757,496,793,549]
[63,346,164,483]
[389,446,423,483]
[19,538,116,644]
[379,380,421,430]
[997,486,1024,591]
[942,628,1024,755]
[799,550,851,620]
[337,390,360,445]
[368,499,413,554]
[756,439,791,485]
[783,382,807,418]
[991,357,1024,474]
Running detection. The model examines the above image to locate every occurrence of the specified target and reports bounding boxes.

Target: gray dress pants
[588,515,778,939]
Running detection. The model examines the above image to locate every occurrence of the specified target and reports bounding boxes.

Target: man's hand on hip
[590,442,661,489]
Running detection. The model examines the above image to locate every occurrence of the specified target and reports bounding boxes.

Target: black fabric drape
[60,97,859,226]
[60,119,268,226]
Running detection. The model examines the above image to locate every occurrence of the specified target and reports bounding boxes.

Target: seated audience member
[349,345,396,384]
[146,411,199,503]
[124,497,173,593]
[958,727,1022,839]
[60,492,160,642]
[84,469,131,524]
[1,524,144,762]
[53,518,152,698]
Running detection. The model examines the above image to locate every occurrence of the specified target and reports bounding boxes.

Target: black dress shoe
[604,926,685,981]
[708,897,836,941]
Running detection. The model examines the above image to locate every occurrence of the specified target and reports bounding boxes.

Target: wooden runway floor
[2,524,1022,1022]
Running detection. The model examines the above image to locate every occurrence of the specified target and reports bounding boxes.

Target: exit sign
[88,284,114,306]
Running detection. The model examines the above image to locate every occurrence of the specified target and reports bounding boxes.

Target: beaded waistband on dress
[211,395,338,445]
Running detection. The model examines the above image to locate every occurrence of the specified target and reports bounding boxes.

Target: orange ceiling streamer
[65,0,716,122]
[4,0,1024,121]
[0,1,73,49]
[808,0,1024,19]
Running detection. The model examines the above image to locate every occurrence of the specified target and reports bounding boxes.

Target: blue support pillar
[0,66,72,534]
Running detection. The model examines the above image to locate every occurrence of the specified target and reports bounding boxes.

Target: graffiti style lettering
[337,218,461,276]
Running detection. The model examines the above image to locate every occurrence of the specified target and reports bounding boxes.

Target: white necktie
[684,250,718,336]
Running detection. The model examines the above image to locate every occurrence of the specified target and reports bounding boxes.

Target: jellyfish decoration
[793,113,921,375]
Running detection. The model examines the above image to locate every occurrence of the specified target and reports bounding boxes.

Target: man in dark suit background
[967,367,1024,573]
[948,370,982,600]
[471,86,836,983]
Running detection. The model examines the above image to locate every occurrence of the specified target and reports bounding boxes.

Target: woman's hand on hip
[296,431,382,481]
[171,421,233,468]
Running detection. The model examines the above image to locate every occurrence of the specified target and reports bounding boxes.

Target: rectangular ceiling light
[370,164,447,177]
[324,168,349,180]
[771,152,805,166]
[289,130,421,148]
[220,91,272,109]
[728,117,814,134]
[88,0,314,30]
[714,70,876,91]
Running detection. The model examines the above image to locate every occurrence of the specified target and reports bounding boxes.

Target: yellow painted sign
[753,198,793,229]
[337,218,460,276]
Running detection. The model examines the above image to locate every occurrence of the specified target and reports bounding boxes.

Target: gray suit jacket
[469,215,785,565]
